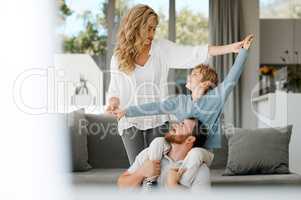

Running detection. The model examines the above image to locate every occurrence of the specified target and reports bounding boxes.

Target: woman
[106,4,243,164]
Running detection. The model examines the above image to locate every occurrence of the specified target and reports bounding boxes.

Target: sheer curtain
[209,0,242,127]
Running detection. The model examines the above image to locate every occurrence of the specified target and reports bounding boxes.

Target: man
[117,118,211,190]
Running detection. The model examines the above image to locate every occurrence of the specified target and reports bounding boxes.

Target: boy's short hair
[194,64,219,86]
[188,117,208,148]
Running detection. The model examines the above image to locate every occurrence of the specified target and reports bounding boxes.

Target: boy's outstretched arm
[219,34,254,103]
[194,35,253,111]
[113,96,180,119]
[219,48,249,103]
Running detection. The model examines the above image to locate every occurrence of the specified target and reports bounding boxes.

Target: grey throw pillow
[224,125,293,176]
[68,108,92,171]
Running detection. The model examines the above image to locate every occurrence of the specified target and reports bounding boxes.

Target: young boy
[115,34,254,187]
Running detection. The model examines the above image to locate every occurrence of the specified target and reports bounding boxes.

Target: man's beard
[164,132,189,144]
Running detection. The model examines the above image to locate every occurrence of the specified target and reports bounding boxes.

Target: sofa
[70,113,301,187]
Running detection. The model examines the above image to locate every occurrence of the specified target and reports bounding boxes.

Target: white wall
[253,92,301,174]
[240,0,260,129]
[54,54,104,113]
[288,94,301,174]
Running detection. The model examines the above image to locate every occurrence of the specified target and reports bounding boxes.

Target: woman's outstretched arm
[208,41,244,56]
[160,39,244,69]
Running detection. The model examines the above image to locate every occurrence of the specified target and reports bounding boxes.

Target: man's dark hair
[188,117,208,148]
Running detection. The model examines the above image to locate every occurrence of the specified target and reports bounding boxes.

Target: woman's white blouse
[107,38,209,135]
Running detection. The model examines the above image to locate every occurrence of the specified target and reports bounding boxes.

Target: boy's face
[185,68,204,91]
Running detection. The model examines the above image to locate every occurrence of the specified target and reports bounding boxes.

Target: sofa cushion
[68,108,92,172]
[211,169,301,185]
[85,114,129,168]
[224,125,292,175]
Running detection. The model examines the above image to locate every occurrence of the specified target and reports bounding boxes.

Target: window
[176,0,209,45]
[57,0,108,55]
[260,0,301,18]
[174,0,209,94]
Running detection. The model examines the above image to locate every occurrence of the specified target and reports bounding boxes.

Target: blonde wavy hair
[115,4,159,74]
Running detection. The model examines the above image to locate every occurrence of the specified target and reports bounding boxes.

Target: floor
[68,168,301,200]
[71,168,125,186]
[71,168,301,186]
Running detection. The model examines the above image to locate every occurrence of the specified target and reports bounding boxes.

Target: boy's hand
[194,81,216,99]
[112,108,126,120]
[200,81,216,90]
[243,34,254,50]
[106,97,120,114]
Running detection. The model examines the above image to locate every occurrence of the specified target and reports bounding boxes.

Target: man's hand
[138,159,161,178]
[243,34,254,50]
[166,167,186,188]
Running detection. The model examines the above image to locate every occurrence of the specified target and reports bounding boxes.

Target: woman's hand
[166,167,186,188]
[230,41,244,53]
[208,41,243,56]
[105,97,120,115]
[230,34,254,53]
[243,34,254,50]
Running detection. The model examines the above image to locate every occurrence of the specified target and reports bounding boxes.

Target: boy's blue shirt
[125,48,249,149]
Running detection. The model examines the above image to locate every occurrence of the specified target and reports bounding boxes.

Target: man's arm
[117,169,145,188]
[117,149,161,189]
[165,168,188,190]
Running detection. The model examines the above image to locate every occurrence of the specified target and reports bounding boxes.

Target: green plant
[63,22,107,55]
[58,0,107,55]
[58,0,72,20]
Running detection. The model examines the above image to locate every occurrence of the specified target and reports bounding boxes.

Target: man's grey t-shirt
[127,148,211,189]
